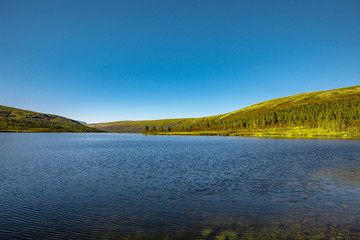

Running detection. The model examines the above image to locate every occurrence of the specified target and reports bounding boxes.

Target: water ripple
[1,133,360,239]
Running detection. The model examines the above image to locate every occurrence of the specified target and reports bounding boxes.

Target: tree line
[144,97,360,135]
[0,118,101,132]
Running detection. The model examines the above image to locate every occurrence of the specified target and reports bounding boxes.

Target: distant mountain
[0,105,101,132]
[74,120,87,125]
[89,85,360,139]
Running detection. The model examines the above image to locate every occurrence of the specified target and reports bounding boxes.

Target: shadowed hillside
[0,105,101,132]
[89,85,360,139]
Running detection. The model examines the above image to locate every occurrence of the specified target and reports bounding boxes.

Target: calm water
[1,133,360,239]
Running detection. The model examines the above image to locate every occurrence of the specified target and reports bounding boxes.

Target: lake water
[1,133,360,239]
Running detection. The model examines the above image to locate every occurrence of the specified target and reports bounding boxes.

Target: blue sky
[1,0,359,123]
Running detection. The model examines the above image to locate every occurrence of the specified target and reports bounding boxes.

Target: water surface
[1,133,360,239]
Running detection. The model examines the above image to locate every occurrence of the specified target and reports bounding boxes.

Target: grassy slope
[88,115,222,132]
[0,105,101,132]
[220,85,360,121]
[89,85,360,139]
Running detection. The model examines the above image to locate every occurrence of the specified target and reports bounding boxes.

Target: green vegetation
[3,85,359,136]
[88,117,205,133]
[90,85,360,139]
[0,105,101,132]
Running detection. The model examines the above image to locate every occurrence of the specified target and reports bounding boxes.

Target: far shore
[2,130,360,140]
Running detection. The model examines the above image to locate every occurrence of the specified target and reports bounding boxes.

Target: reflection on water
[1,133,360,239]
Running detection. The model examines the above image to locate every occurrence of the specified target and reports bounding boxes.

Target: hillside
[88,116,224,133]
[220,85,360,121]
[89,85,360,139]
[88,118,195,133]
[0,105,101,132]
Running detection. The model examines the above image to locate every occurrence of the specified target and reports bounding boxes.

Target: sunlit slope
[0,105,101,132]
[90,85,360,138]
[220,85,360,121]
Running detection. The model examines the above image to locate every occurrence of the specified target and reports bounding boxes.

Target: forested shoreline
[0,118,101,132]
[144,98,359,134]
[141,87,360,139]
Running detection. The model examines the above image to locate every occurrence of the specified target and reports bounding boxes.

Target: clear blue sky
[1,0,359,123]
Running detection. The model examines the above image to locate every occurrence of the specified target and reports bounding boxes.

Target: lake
[1,133,360,239]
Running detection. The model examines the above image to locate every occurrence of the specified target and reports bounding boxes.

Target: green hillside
[88,115,222,133]
[89,85,360,139]
[88,118,195,132]
[0,105,101,132]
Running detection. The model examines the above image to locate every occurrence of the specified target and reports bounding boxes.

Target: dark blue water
[1,133,360,239]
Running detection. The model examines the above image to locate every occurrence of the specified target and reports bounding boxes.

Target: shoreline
[147,130,360,140]
[2,130,360,140]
